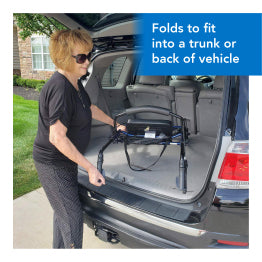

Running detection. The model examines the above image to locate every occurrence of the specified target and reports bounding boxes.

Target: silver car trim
[88,192,206,237]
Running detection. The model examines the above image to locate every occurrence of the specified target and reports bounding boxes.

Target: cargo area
[84,124,217,200]
[81,51,225,200]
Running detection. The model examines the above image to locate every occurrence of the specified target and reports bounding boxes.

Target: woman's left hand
[116,124,126,132]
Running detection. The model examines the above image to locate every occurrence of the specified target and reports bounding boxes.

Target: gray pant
[34,161,83,249]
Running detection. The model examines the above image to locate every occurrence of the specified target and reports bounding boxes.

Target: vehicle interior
[82,51,225,201]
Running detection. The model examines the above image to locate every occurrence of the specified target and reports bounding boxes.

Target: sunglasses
[72,53,92,64]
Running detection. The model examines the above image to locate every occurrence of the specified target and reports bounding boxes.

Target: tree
[13,13,67,40]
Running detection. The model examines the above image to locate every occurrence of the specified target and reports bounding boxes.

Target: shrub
[13,75,47,91]
[25,79,43,89]
[25,79,34,88]
[36,83,45,92]
[13,75,20,86]
[16,77,26,87]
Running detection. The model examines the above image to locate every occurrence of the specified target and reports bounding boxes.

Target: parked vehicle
[48,13,249,248]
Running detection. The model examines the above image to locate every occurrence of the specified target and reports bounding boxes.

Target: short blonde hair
[49,29,93,72]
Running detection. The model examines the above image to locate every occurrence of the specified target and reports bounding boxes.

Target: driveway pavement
[13,188,127,249]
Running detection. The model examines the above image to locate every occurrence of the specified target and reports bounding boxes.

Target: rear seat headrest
[213,76,224,89]
[175,76,195,80]
[199,89,224,99]
[138,75,165,85]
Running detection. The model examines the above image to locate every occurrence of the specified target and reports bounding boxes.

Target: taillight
[217,141,249,189]
[217,240,249,247]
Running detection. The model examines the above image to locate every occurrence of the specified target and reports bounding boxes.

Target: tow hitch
[94,225,120,244]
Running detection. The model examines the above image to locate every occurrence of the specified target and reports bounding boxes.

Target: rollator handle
[114,106,173,129]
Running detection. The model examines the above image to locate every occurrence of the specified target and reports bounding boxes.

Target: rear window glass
[66,13,101,28]
[65,13,135,31]
[101,56,127,88]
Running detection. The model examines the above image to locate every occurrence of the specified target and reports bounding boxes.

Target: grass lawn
[13,94,41,199]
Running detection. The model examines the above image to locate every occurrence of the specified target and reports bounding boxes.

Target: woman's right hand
[87,165,106,186]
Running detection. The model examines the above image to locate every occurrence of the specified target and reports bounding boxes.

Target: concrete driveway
[13,188,127,249]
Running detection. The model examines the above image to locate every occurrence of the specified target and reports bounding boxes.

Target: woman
[33,29,125,249]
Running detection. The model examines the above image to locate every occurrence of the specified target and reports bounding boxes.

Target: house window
[31,36,55,71]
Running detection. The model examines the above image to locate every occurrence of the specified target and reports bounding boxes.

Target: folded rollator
[97,106,189,194]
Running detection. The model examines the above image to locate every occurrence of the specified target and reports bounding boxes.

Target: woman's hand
[91,105,127,132]
[116,124,126,132]
[87,165,106,186]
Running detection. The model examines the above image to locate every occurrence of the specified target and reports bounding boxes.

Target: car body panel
[234,76,249,140]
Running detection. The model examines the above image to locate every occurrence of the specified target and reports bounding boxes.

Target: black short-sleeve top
[33,71,92,166]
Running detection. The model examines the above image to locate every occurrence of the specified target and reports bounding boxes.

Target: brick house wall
[13,24,21,76]
[16,27,54,80]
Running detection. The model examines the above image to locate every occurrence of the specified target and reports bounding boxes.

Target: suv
[48,13,249,248]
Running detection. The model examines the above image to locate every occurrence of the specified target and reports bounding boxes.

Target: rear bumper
[82,203,185,248]
[79,186,249,248]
